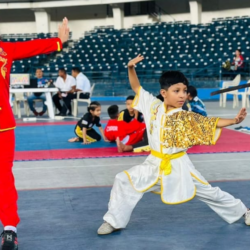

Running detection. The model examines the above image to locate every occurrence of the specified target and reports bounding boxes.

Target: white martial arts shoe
[245,210,250,225]
[97,222,119,235]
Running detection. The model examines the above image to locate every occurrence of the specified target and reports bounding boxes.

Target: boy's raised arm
[216,108,247,128]
[127,54,144,95]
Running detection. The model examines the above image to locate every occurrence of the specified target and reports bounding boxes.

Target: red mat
[14,128,250,161]
[16,120,107,127]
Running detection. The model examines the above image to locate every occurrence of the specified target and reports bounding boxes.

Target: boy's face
[160,83,187,108]
[126,99,134,112]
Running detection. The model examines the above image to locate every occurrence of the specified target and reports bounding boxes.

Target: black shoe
[1,230,18,250]
[67,112,73,116]
[55,112,66,116]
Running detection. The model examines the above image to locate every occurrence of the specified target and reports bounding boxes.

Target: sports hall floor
[12,101,250,250]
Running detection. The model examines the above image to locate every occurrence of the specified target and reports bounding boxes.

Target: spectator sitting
[231,49,244,72]
[187,86,207,116]
[53,68,76,116]
[71,67,91,99]
[27,68,51,116]
[118,95,144,123]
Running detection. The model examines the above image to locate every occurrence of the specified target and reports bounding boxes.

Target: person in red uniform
[0,18,69,250]
[104,105,146,148]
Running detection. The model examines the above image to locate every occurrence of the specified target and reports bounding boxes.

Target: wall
[202,8,250,24]
[0,22,36,34]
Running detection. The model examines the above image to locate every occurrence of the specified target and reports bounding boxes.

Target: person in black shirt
[118,95,144,123]
[68,101,109,144]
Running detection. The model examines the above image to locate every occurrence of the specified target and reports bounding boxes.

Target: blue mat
[17,181,250,250]
[15,125,115,151]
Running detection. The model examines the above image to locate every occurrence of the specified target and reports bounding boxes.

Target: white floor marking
[14,157,250,170]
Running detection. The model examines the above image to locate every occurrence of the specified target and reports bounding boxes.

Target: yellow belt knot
[151,150,186,175]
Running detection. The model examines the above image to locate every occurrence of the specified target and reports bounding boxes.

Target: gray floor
[13,153,250,191]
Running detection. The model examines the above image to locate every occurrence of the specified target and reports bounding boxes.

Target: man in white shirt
[71,67,91,99]
[53,68,76,116]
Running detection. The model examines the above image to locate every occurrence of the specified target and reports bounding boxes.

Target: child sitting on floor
[118,95,144,123]
[104,105,146,151]
[68,101,109,144]
[187,85,207,116]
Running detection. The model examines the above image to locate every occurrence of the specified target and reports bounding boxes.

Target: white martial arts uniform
[103,87,247,228]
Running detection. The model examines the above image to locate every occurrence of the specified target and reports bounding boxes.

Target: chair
[240,80,250,108]
[72,84,95,117]
[13,92,29,118]
[220,74,241,108]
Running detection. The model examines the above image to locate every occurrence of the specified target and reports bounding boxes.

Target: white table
[10,88,58,119]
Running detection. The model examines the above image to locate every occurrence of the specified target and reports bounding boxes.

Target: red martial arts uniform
[0,38,62,227]
[104,119,145,145]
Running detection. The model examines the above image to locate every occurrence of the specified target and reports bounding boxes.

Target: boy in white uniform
[98,55,250,234]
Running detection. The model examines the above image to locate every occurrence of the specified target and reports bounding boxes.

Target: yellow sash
[151,150,186,175]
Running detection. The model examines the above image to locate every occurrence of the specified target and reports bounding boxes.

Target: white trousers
[103,172,247,228]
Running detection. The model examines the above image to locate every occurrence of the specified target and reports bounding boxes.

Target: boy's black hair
[156,94,164,102]
[107,105,119,119]
[187,85,197,98]
[159,71,189,90]
[87,101,101,113]
[59,68,67,74]
[126,95,135,101]
[72,67,81,73]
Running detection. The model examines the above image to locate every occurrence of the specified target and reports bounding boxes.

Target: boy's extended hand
[127,54,144,68]
[235,108,247,124]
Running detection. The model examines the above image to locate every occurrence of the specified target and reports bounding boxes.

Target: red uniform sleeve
[10,38,63,61]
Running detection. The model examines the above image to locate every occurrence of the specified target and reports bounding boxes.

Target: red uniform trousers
[120,122,146,145]
[0,129,19,227]
[124,128,145,145]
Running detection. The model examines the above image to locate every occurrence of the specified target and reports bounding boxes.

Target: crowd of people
[28,67,91,116]
[27,65,208,155]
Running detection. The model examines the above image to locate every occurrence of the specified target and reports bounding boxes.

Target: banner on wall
[10,74,30,86]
